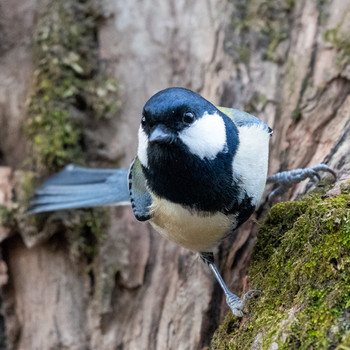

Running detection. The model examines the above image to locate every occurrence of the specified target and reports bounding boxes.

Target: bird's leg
[266,163,337,200]
[200,252,260,317]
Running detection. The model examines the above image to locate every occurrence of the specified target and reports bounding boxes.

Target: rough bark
[0,0,349,350]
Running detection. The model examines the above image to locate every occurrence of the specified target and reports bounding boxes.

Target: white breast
[232,124,270,205]
[149,195,236,252]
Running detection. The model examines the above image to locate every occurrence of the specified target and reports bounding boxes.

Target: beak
[149,126,175,144]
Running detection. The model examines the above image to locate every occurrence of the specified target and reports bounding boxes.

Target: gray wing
[217,106,273,135]
[128,157,152,221]
[28,164,130,214]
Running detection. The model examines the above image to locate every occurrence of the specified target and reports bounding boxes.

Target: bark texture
[0,0,349,349]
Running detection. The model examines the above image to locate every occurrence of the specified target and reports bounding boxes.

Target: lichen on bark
[26,0,120,171]
[225,0,295,64]
[17,0,120,257]
[210,184,350,349]
[324,13,350,68]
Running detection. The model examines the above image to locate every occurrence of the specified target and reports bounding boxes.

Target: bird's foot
[208,262,261,317]
[226,289,261,317]
[266,163,336,200]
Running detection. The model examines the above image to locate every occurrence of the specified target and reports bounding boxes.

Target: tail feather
[28,164,130,214]
[35,183,119,195]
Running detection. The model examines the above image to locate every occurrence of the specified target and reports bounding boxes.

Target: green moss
[258,0,294,63]
[244,93,268,114]
[226,0,295,63]
[66,208,109,260]
[0,206,15,228]
[21,0,117,259]
[291,108,303,123]
[340,181,350,195]
[26,0,120,171]
[237,46,252,64]
[0,171,38,232]
[210,314,242,349]
[324,14,350,67]
[210,188,350,349]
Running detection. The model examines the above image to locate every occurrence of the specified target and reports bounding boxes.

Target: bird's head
[137,87,236,168]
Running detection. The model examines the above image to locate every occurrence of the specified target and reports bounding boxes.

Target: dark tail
[28,164,130,214]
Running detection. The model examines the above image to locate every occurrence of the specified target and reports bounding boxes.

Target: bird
[28,87,336,317]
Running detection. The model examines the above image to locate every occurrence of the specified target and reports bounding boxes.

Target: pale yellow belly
[149,195,235,252]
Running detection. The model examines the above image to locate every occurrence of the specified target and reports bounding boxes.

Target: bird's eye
[183,112,195,124]
[141,115,146,126]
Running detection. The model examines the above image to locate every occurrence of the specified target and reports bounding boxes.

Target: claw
[226,289,261,317]
[242,289,261,301]
[208,262,261,317]
[310,170,321,183]
[226,293,245,317]
[267,163,337,200]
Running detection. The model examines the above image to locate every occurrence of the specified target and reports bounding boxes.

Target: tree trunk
[0,0,349,349]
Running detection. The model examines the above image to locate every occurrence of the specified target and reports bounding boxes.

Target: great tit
[29,87,335,316]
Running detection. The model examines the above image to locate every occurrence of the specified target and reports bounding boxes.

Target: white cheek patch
[137,126,149,167]
[179,112,227,160]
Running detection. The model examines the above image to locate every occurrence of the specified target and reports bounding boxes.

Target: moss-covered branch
[211,185,350,349]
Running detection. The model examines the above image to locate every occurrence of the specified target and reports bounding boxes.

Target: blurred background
[0,0,349,349]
